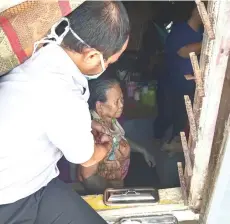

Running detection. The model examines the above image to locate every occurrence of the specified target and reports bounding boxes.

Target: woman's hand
[142,150,156,168]
[177,42,202,58]
[127,138,155,167]
[184,74,195,80]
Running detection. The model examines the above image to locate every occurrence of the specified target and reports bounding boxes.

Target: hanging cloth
[152,22,168,45]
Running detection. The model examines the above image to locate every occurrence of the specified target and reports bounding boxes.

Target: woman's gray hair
[88,79,120,110]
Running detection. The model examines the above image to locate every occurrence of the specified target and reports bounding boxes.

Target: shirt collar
[34,43,88,88]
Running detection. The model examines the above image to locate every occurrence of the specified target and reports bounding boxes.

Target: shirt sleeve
[44,86,94,164]
[166,23,200,54]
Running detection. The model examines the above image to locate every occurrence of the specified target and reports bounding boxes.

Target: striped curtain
[0,0,85,75]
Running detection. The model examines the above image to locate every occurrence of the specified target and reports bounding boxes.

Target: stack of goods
[126,81,157,109]
[140,82,157,108]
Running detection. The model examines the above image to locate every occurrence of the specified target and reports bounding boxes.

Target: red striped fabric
[58,1,72,16]
[0,16,27,63]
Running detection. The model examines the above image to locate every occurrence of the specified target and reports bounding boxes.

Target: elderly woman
[78,79,154,194]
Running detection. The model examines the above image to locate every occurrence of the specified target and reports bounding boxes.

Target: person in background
[160,2,203,147]
[0,1,129,223]
[78,79,155,194]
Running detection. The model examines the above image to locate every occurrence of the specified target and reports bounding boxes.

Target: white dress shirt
[0,44,94,205]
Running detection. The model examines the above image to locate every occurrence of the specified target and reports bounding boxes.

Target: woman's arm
[177,42,202,80]
[126,137,155,167]
[177,42,202,58]
[126,137,146,154]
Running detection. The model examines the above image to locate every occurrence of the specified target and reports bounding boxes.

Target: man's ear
[82,49,101,66]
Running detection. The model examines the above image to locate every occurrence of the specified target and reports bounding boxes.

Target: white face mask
[33,17,106,79]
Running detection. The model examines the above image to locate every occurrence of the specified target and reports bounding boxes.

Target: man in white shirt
[0,1,129,223]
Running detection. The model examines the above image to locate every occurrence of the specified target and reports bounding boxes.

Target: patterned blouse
[91,111,130,180]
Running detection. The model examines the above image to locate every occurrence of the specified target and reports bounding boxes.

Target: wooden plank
[188,0,215,157]
[201,115,230,223]
[195,0,215,40]
[177,162,188,206]
[180,132,193,177]
[184,95,197,142]
[189,0,230,211]
[200,57,230,222]
[186,0,216,195]
[190,52,205,97]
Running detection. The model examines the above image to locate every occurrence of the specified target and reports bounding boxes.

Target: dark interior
[58,1,200,193]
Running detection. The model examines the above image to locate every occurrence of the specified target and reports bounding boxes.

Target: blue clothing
[165,22,203,94]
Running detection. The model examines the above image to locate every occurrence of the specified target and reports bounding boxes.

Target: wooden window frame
[180,0,230,212]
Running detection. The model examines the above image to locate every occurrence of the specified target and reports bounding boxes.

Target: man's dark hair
[59,1,130,59]
[88,78,119,110]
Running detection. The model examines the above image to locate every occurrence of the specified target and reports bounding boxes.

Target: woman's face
[98,84,124,119]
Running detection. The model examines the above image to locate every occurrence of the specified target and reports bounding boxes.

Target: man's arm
[81,142,111,167]
[44,88,106,165]
[82,123,112,167]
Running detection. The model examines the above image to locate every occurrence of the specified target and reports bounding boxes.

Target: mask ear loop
[65,17,90,48]
[65,20,106,73]
[99,54,106,71]
[49,17,70,45]
[32,17,101,61]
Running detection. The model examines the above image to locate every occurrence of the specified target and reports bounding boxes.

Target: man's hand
[91,120,111,143]
[94,141,112,162]
[80,120,112,167]
[91,120,110,135]
[81,141,112,167]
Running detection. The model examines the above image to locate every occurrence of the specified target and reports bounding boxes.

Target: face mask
[32,17,106,79]
[84,54,106,80]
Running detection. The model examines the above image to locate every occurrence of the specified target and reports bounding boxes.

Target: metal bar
[180,132,193,176]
